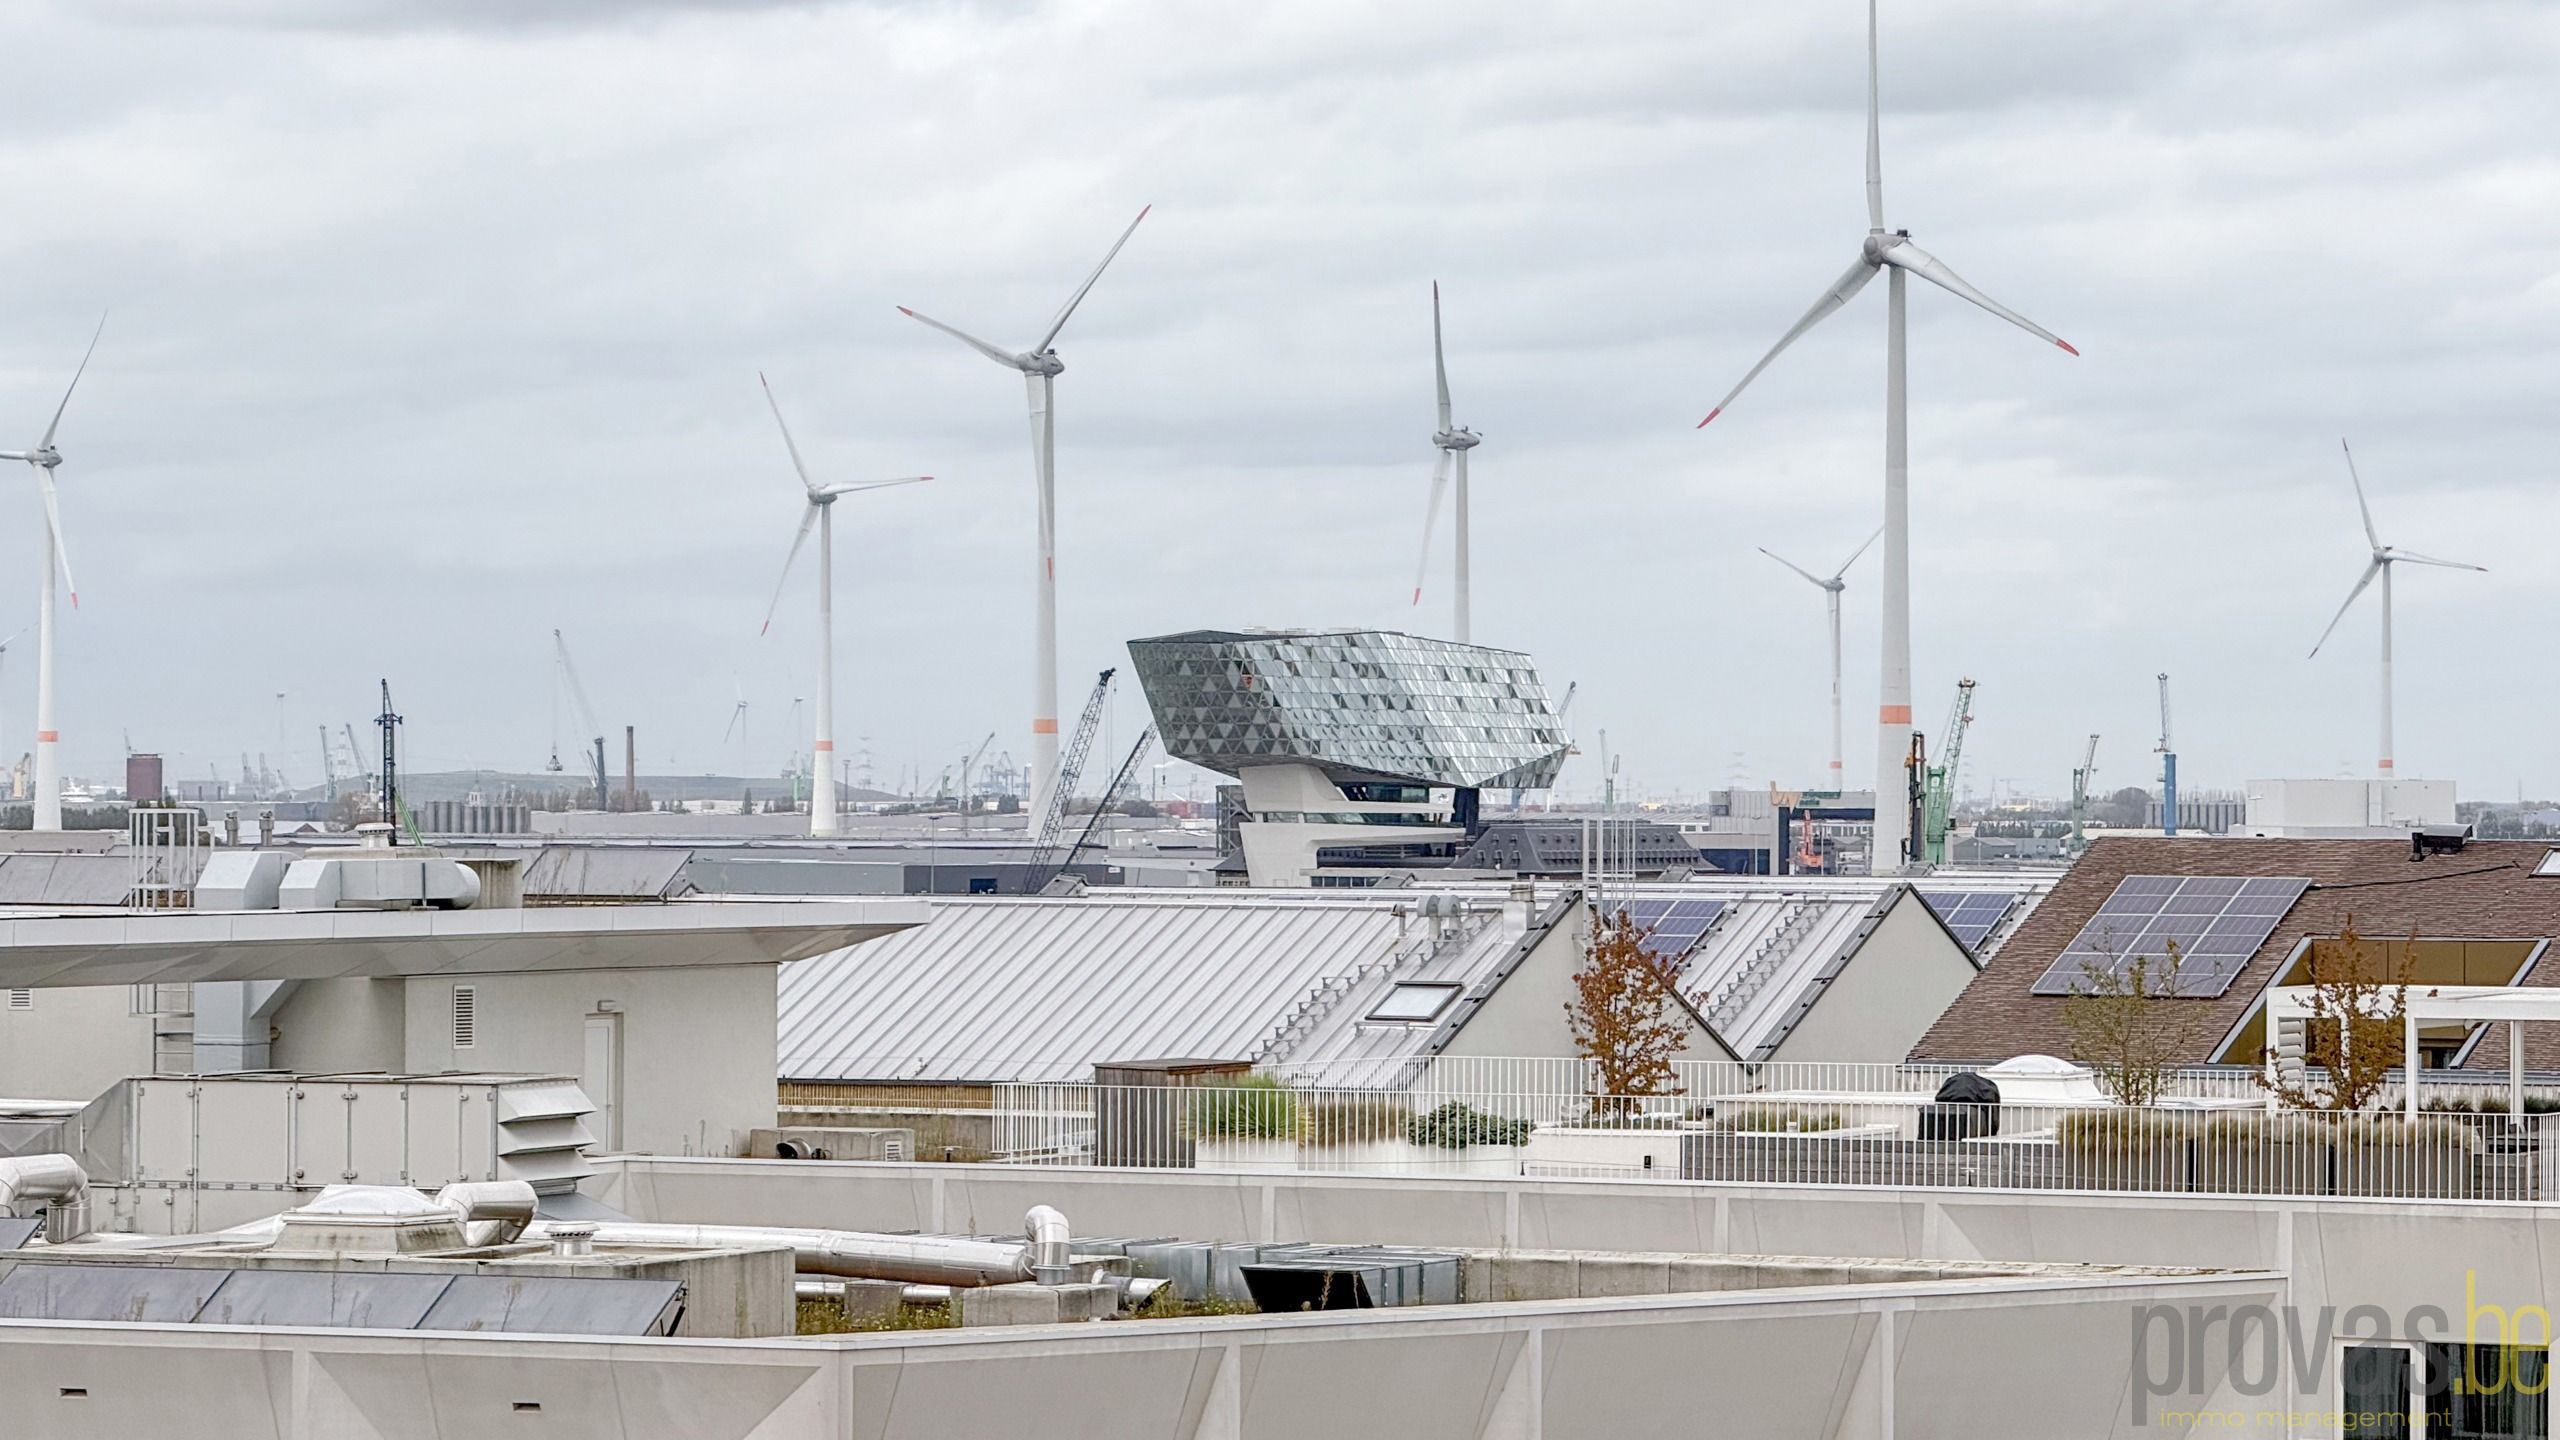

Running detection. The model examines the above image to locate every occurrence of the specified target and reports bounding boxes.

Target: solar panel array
[2029,875,2309,998]
[1918,891,2020,952]
[1618,898,1727,964]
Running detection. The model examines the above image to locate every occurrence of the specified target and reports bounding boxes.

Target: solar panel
[1918,891,2021,952]
[1617,898,1727,964]
[2029,875,2308,999]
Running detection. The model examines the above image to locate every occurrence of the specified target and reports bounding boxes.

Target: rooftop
[1911,836,2560,1068]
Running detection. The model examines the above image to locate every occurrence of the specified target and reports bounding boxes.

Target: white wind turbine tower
[1759,526,1881,788]
[0,316,106,832]
[755,373,930,839]
[1411,282,1483,643]
[2309,439,2483,779]
[1697,1,2075,872]
[898,205,1149,823]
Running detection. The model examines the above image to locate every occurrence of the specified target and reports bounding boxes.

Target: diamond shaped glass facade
[1128,630,1570,791]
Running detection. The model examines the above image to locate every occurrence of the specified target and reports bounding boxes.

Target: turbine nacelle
[1433,427,1480,452]
[1022,349,1064,378]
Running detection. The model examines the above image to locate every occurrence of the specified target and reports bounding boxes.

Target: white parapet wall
[0,1267,2275,1438]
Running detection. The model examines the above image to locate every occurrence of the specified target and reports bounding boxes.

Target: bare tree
[2059,938,2210,1108]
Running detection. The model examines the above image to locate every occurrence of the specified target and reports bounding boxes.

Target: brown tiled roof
[1907,837,2560,1069]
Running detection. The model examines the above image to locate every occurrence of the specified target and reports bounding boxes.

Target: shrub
[1299,1094,1413,1147]
[1408,1101,1532,1149]
[1720,1103,1848,1134]
[1188,1075,1301,1142]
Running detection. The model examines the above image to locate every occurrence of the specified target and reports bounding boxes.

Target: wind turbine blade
[1756,547,1827,588]
[723,702,746,744]
[1432,281,1452,431]
[1834,524,1884,579]
[1035,204,1150,353]
[34,467,75,607]
[2308,558,2382,658]
[759,503,821,636]
[758,372,821,498]
[1864,0,1883,231]
[897,307,1021,368]
[2339,438,2381,550]
[1412,449,1452,606]
[1882,240,2078,353]
[2389,549,2486,572]
[1698,256,1878,427]
[39,312,107,451]
[821,476,934,498]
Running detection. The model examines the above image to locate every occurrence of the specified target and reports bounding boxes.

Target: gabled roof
[777,888,1573,1086]
[1909,837,2560,1067]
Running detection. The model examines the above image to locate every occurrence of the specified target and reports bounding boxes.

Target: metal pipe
[521,1219,1043,1287]
[1025,1203,1072,1284]
[0,1154,89,1242]
[434,1180,536,1247]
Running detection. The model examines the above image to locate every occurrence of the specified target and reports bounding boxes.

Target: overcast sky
[0,0,2553,804]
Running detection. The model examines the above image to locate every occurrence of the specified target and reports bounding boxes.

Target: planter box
[1298,1139,1419,1175]
[2194,1139,2332,1196]
[1524,1126,1688,1179]
[1409,1144,1522,1178]
[2335,1139,2478,1200]
[1192,1138,1300,1173]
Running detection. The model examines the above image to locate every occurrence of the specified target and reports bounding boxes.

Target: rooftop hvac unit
[746,1126,911,1162]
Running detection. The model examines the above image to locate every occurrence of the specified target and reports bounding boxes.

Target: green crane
[2068,733,2101,856]
[1920,678,1975,867]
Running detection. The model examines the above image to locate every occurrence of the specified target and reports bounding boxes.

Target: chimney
[623,726,637,812]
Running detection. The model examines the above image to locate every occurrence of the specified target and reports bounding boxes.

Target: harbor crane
[1031,725,1156,894]
[2069,734,2101,855]
[1919,678,1975,867]
[957,731,996,833]
[1019,670,1120,891]
[551,630,609,810]
[2156,673,2178,837]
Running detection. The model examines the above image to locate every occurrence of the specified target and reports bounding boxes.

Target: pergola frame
[2261,983,2560,1122]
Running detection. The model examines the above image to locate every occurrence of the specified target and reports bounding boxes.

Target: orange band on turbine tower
[34,731,57,743]
[1031,719,1059,735]
[1878,706,1912,725]
[814,740,834,752]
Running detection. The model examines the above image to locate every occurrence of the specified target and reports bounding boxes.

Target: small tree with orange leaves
[2254,916,2412,1113]
[1566,908,1688,1117]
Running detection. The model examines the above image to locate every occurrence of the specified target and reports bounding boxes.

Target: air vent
[7,990,31,1011]
[452,985,477,1048]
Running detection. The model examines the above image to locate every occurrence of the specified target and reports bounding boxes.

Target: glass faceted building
[1128,630,1570,791]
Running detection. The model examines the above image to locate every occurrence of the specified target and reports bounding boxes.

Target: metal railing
[985,1078,2560,1202]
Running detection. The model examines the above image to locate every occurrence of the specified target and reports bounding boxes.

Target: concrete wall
[1439,900,1731,1065]
[0,1268,2275,1439]
[269,978,406,1074]
[1774,890,1976,1065]
[591,1154,2560,1430]
[405,966,777,1158]
[0,985,151,1100]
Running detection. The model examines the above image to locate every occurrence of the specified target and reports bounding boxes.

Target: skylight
[1367,982,1461,1023]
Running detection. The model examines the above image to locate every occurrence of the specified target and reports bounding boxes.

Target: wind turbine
[2309,439,2483,778]
[1696,0,2076,873]
[754,373,930,839]
[898,205,1149,823]
[1759,526,1882,788]
[1411,281,1483,643]
[0,316,105,831]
